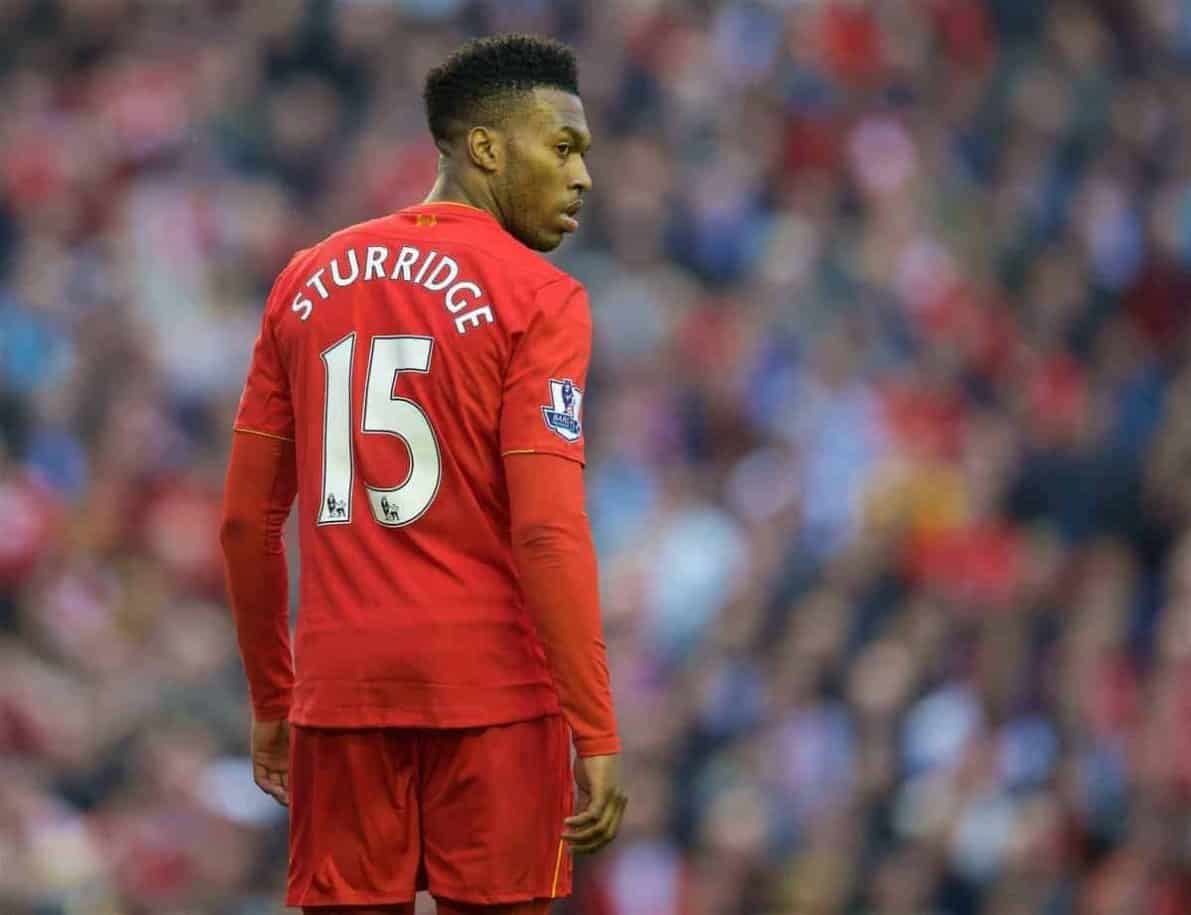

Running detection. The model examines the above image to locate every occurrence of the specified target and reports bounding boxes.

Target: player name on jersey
[290,244,496,335]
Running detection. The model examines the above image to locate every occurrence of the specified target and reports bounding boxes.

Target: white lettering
[330,249,360,286]
[291,244,497,335]
[391,246,420,281]
[414,251,438,285]
[455,305,494,334]
[292,291,313,321]
[423,255,459,292]
[444,281,481,314]
[306,268,330,300]
[364,245,388,281]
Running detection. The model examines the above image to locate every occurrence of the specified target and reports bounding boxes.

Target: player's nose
[570,155,592,194]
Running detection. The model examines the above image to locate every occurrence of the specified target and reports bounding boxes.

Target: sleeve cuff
[573,734,621,757]
[251,694,292,721]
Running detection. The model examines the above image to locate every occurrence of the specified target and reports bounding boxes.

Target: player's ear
[465,125,502,174]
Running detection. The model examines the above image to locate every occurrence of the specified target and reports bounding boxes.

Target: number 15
[318,333,442,528]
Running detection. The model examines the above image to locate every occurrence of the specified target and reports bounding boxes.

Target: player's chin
[527,227,566,252]
[531,211,583,251]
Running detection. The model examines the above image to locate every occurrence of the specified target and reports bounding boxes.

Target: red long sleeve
[505,452,619,757]
[219,429,297,720]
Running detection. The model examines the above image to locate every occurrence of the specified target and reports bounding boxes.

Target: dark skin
[424,86,594,252]
[252,86,627,856]
[251,717,289,806]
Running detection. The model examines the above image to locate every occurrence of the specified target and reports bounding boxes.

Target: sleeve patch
[541,378,583,443]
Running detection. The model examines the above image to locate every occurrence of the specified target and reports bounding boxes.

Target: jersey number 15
[318,333,442,528]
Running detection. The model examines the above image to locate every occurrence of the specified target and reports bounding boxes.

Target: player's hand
[251,717,290,807]
[564,753,627,854]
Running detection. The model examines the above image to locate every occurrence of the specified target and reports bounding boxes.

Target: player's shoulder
[409,210,587,321]
[481,241,585,316]
[527,269,588,324]
[520,253,583,299]
[262,243,318,316]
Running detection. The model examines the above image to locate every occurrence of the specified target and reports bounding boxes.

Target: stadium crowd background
[2,0,1191,913]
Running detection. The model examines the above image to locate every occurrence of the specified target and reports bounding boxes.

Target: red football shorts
[286,714,573,908]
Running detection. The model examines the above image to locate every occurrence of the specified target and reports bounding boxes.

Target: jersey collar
[407,201,502,226]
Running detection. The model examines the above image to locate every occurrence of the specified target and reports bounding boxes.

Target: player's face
[500,88,592,252]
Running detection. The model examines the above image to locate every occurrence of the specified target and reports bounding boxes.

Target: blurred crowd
[3,0,1191,913]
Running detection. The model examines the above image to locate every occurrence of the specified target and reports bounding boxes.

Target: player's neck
[422,173,506,229]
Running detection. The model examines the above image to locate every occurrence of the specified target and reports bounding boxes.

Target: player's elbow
[509,512,545,543]
[219,506,263,556]
[512,516,571,553]
[511,510,594,569]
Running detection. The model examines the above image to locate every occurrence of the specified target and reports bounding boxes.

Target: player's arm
[505,452,625,852]
[220,281,300,806]
[220,429,296,807]
[501,278,625,852]
[220,429,297,720]
[505,452,619,756]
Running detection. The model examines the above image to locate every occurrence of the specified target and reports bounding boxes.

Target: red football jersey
[234,203,591,729]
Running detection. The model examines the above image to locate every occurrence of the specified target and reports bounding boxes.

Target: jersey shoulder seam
[233,426,295,443]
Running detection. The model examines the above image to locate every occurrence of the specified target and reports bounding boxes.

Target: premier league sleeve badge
[541,378,583,442]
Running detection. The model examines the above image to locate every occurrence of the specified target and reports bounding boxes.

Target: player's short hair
[423,34,579,144]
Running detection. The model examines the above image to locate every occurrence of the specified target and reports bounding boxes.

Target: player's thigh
[289,726,422,907]
[419,715,573,903]
[435,899,552,915]
[302,907,415,915]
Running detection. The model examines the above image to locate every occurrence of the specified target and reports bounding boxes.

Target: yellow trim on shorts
[550,839,565,897]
